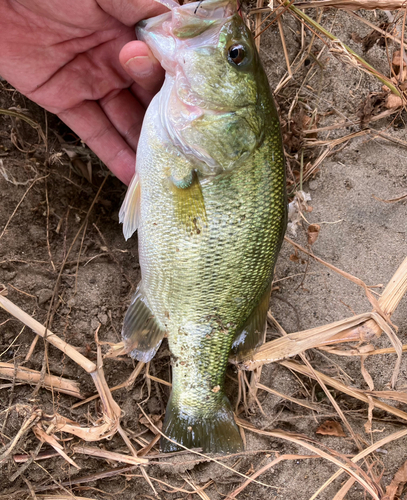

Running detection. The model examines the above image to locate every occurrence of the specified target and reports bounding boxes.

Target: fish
[119,0,287,454]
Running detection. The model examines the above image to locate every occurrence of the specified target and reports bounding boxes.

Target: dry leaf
[364,396,375,434]
[360,355,374,391]
[383,459,407,500]
[391,50,406,69]
[238,418,378,499]
[365,390,407,404]
[307,224,321,246]
[316,420,346,437]
[386,94,404,109]
[362,23,390,52]
[289,252,300,262]
[312,428,407,499]
[302,113,319,139]
[287,191,312,237]
[33,424,80,469]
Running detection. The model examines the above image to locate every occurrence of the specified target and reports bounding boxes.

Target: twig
[237,418,380,499]
[280,359,407,422]
[0,296,121,441]
[278,15,293,77]
[93,223,135,291]
[310,427,407,499]
[72,445,148,465]
[227,454,319,499]
[44,177,56,272]
[0,409,42,464]
[0,175,49,241]
[0,362,83,398]
[294,1,407,12]
[256,382,322,412]
[278,0,405,97]
[0,295,96,373]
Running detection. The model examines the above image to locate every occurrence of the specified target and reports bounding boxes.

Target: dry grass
[0,362,83,399]
[1,239,406,497]
[294,1,407,9]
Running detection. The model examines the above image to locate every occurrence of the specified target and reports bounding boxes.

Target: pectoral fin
[169,170,207,234]
[122,287,166,363]
[231,286,271,361]
[119,171,141,241]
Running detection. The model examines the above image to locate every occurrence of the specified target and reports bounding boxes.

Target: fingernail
[125,56,154,78]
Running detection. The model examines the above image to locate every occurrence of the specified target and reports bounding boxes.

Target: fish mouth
[137,19,148,29]
[136,0,236,60]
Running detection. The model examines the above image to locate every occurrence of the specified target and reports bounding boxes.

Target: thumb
[119,41,165,95]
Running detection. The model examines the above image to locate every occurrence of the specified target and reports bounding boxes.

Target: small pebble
[97,312,108,325]
[67,297,76,308]
[91,317,100,330]
[344,178,354,190]
[29,226,44,240]
[37,289,53,305]
[4,271,16,281]
[110,211,120,222]
[308,180,319,191]
[76,320,89,332]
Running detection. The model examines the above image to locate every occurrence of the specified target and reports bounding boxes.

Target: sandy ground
[0,5,406,500]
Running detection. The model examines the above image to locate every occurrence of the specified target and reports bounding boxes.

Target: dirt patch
[1,5,407,500]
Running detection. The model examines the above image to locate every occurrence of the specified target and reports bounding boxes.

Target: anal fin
[231,286,271,362]
[122,287,166,363]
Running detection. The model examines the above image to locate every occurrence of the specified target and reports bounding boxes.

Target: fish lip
[135,11,172,40]
[137,19,148,29]
[135,1,236,47]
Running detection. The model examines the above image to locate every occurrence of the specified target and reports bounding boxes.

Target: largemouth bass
[119,0,287,454]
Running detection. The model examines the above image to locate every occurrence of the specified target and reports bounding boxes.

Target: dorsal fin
[119,171,141,241]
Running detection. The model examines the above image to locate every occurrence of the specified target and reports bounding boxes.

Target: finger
[99,87,145,155]
[58,101,136,186]
[98,0,169,27]
[119,40,164,107]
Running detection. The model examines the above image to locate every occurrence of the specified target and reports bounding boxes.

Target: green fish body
[120,0,287,454]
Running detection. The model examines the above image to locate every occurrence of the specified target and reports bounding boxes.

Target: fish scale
[119,0,287,454]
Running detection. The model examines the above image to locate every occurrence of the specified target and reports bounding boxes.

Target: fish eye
[227,43,249,67]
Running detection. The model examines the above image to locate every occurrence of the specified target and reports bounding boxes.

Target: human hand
[0,0,168,185]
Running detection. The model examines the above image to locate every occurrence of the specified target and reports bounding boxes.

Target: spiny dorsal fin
[119,170,141,241]
[230,285,271,362]
[122,287,166,363]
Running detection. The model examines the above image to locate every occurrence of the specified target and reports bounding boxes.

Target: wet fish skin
[120,0,287,454]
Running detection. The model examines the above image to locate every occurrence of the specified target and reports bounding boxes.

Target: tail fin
[161,394,243,454]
